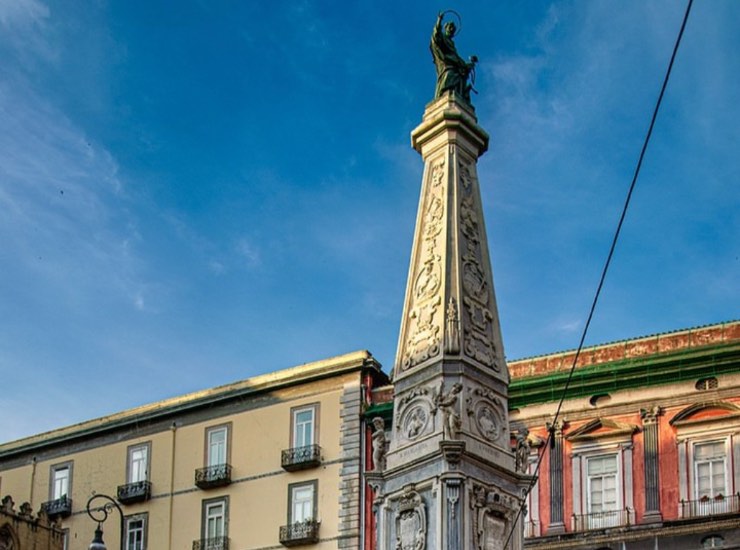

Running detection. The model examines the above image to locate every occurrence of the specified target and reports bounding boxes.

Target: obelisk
[368,12,528,550]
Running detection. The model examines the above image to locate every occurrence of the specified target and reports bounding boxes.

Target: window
[694,441,727,499]
[292,405,318,449]
[567,419,636,531]
[672,401,740,518]
[50,463,72,500]
[125,514,147,550]
[587,455,619,522]
[207,425,229,467]
[289,481,317,524]
[128,443,150,483]
[202,498,228,542]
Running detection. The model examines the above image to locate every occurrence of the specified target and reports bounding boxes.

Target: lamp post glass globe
[89,524,107,550]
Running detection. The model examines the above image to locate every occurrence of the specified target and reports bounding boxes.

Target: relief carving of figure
[371,417,387,472]
[436,382,463,440]
[406,407,426,439]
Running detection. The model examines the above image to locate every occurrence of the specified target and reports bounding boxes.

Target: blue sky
[1,0,738,442]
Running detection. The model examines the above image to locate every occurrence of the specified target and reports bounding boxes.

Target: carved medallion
[402,405,430,441]
[474,404,501,441]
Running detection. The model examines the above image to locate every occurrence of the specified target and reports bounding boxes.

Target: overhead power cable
[502,1,694,547]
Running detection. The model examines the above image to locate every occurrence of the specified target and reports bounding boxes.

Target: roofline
[508,319,740,364]
[0,349,379,458]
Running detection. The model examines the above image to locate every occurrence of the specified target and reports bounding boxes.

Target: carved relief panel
[395,488,427,550]
[470,484,517,550]
[400,156,448,372]
[456,159,498,371]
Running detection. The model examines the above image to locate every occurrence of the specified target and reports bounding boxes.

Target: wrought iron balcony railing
[524,519,541,538]
[281,445,321,472]
[571,507,633,531]
[279,519,320,546]
[117,480,152,504]
[680,494,740,519]
[41,496,73,519]
[192,536,229,550]
[195,464,232,489]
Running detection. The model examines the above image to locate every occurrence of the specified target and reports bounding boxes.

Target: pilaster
[641,406,663,523]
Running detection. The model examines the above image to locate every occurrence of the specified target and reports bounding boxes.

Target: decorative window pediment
[670,401,740,428]
[566,418,638,442]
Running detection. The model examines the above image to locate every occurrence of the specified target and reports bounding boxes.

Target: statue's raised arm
[430,11,478,104]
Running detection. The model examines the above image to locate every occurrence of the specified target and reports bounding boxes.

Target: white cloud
[235,237,261,268]
[0,0,48,28]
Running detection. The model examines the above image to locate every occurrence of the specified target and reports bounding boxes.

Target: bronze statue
[430,11,478,103]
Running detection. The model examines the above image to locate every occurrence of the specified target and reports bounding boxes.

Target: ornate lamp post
[86,494,124,550]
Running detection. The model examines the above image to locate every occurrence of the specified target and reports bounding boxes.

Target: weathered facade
[511,320,740,549]
[0,351,388,550]
[0,495,64,550]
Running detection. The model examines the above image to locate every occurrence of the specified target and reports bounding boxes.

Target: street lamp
[86,494,124,550]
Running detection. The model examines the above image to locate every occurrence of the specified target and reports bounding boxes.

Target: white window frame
[291,404,319,449]
[288,480,317,524]
[570,437,634,530]
[673,404,740,519]
[585,454,621,527]
[127,443,150,484]
[125,513,147,550]
[205,425,230,467]
[50,462,73,500]
[693,439,729,500]
[524,454,540,538]
[202,497,228,543]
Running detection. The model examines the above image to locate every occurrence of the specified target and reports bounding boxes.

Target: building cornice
[509,341,740,409]
[0,350,380,459]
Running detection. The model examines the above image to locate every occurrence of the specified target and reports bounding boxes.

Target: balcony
[279,520,320,546]
[117,480,152,504]
[195,464,232,489]
[192,536,229,550]
[680,494,740,519]
[41,496,72,519]
[281,445,321,472]
[571,508,634,531]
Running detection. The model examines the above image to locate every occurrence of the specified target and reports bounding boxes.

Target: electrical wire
[502,0,694,546]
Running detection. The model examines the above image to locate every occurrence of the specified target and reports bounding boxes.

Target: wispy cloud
[0,72,146,314]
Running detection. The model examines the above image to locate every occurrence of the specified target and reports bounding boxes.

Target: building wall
[0,351,387,550]
[509,321,740,549]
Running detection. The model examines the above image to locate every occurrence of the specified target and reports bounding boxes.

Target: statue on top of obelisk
[430,11,478,103]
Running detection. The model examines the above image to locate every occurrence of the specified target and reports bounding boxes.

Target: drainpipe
[167,422,178,549]
[29,456,37,505]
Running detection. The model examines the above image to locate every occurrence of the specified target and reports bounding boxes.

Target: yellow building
[0,350,388,550]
